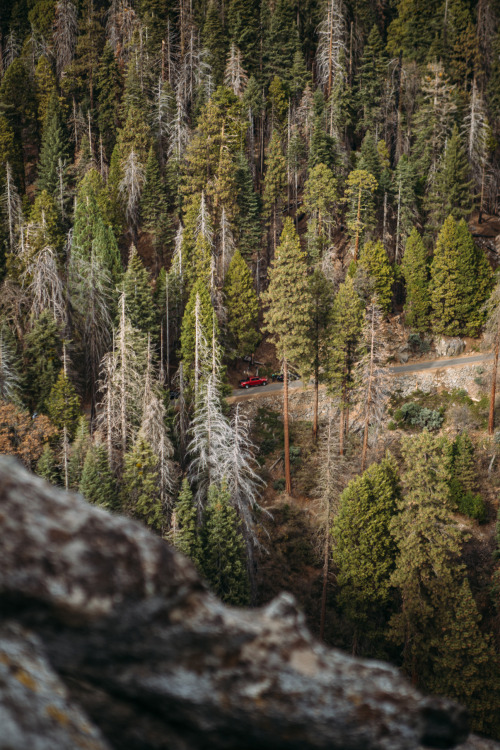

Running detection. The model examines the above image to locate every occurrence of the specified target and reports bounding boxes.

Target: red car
[238,375,268,389]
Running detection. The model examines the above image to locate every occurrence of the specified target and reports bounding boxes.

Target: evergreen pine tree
[227,0,259,75]
[234,150,260,261]
[23,312,62,414]
[452,432,478,494]
[122,430,163,531]
[62,0,104,110]
[96,41,122,160]
[68,415,91,490]
[326,276,364,455]
[302,269,334,441]
[344,169,378,261]
[171,478,202,568]
[303,163,338,243]
[308,94,337,171]
[122,245,156,336]
[36,443,60,485]
[27,189,64,257]
[203,1,227,86]
[262,130,286,256]
[263,0,297,84]
[0,115,23,189]
[429,216,492,336]
[356,132,381,183]
[389,432,461,685]
[355,25,386,132]
[45,368,81,438]
[223,249,260,358]
[386,0,442,63]
[426,125,474,232]
[263,218,311,495]
[393,155,418,258]
[428,578,500,738]
[401,228,430,331]
[34,55,57,131]
[332,456,400,655]
[37,89,69,202]
[79,442,118,510]
[139,146,171,266]
[358,241,394,314]
[202,481,250,606]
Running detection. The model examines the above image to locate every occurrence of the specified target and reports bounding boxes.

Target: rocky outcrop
[0,456,473,750]
[435,337,466,358]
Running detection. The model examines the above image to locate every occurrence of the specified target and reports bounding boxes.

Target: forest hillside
[1,0,500,740]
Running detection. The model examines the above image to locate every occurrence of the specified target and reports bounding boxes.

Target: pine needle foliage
[332,455,400,654]
[170,478,202,568]
[223,249,259,358]
[79,442,118,510]
[429,216,492,337]
[202,481,250,606]
[36,443,60,486]
[263,218,311,365]
[122,430,164,532]
[401,228,430,331]
[46,368,81,439]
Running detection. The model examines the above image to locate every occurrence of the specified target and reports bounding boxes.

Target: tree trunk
[327,2,334,98]
[313,374,319,443]
[489,340,499,435]
[166,276,170,387]
[361,306,376,471]
[354,188,361,262]
[339,406,345,456]
[284,359,292,495]
[479,159,486,224]
[319,532,329,640]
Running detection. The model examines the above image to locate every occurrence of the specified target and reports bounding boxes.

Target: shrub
[398,402,443,430]
[273,478,286,492]
[457,490,486,522]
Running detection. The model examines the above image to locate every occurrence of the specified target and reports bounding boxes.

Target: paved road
[391,352,493,374]
[230,352,494,400]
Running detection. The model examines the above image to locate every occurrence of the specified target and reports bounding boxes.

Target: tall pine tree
[263,218,311,495]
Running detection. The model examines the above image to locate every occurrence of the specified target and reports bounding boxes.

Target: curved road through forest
[229,352,495,401]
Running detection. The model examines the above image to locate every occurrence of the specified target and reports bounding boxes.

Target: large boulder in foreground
[0,456,471,750]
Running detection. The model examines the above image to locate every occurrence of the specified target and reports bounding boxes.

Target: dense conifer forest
[2,0,500,737]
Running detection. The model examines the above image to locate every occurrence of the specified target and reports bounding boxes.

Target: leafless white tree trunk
[53,0,78,77]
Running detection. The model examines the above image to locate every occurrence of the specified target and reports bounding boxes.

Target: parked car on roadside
[238,375,268,389]
[271,371,300,382]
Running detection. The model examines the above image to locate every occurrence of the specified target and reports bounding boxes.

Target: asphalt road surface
[230,352,494,399]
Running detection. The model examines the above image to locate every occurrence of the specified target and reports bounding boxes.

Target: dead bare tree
[355,300,390,472]
[1,162,23,252]
[316,0,347,98]
[22,246,67,328]
[53,0,78,77]
[224,43,248,97]
[119,149,146,234]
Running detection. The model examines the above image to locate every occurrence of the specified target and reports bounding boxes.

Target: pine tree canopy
[429,216,492,336]
[202,481,250,606]
[263,218,311,366]
[223,250,260,358]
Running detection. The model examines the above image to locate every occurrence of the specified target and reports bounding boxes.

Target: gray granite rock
[0,456,470,750]
[435,337,465,357]
[0,622,110,750]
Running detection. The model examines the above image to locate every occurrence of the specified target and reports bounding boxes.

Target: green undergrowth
[388,388,489,430]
